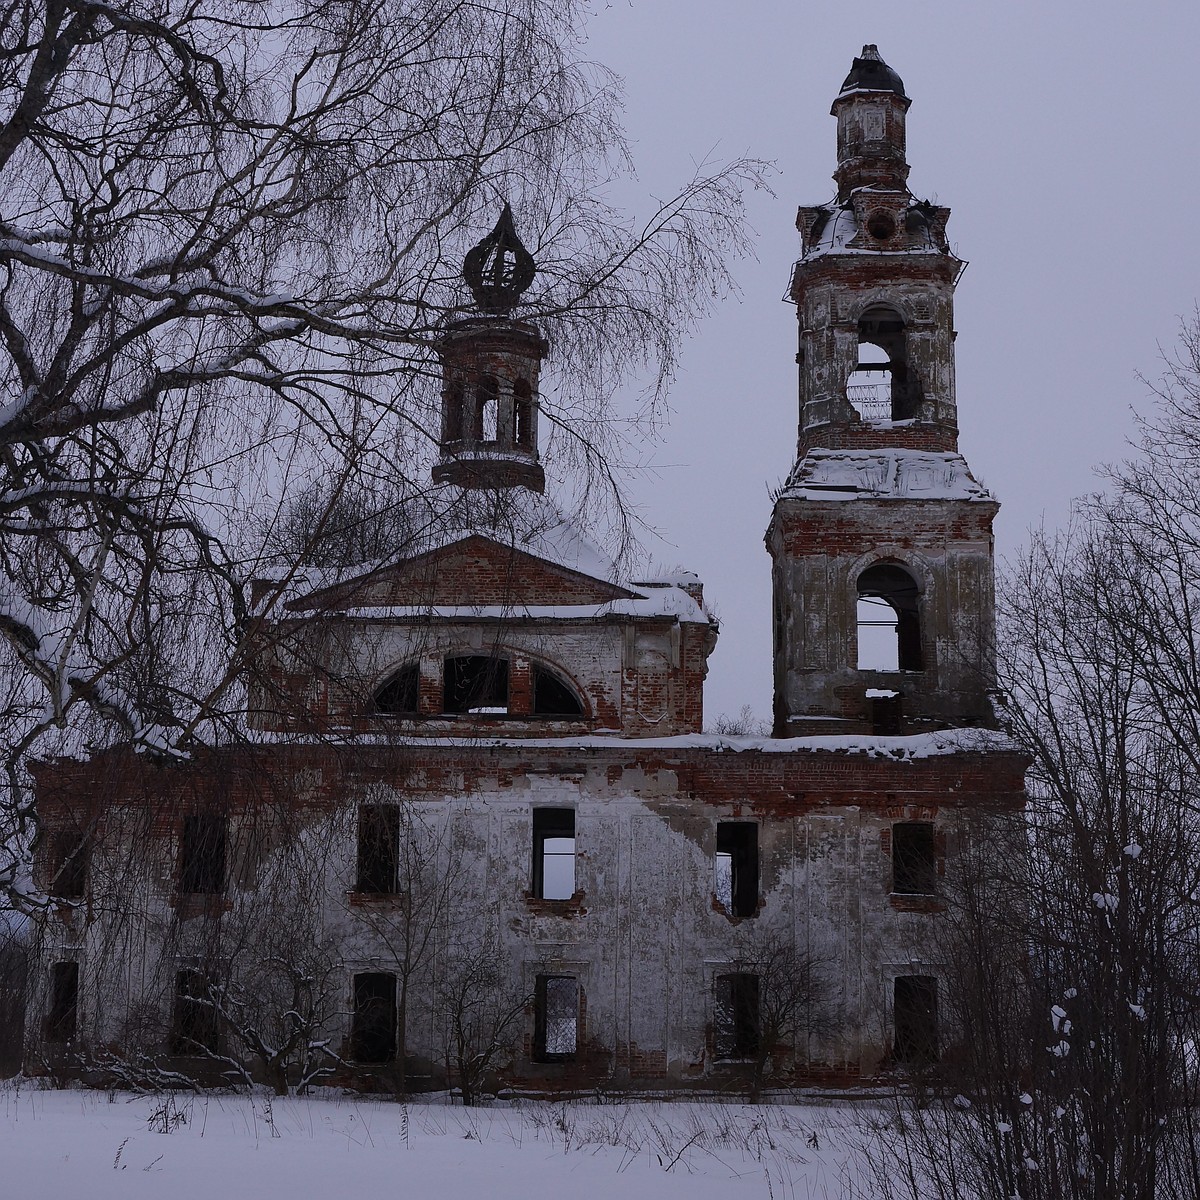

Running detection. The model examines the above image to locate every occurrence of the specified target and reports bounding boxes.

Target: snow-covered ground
[3,1082,880,1199]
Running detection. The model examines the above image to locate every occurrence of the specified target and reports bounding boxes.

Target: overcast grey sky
[577,0,1200,723]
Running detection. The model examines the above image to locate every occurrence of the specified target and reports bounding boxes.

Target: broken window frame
[533,974,578,1062]
[373,662,420,715]
[845,305,918,422]
[443,654,510,715]
[531,663,585,718]
[47,827,89,899]
[355,804,400,894]
[714,972,760,1059]
[856,563,923,673]
[170,968,221,1055]
[893,975,939,1065]
[892,821,937,896]
[179,811,227,895]
[715,822,759,919]
[532,808,576,901]
[350,972,397,1064]
[44,960,79,1043]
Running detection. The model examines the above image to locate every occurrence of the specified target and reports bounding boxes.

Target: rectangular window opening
[894,975,938,1065]
[892,822,937,896]
[45,961,79,1043]
[179,811,227,894]
[48,828,89,899]
[534,975,578,1061]
[532,808,575,900]
[171,969,220,1055]
[356,804,400,894]
[444,654,509,715]
[716,822,758,919]
[350,972,397,1064]
[715,972,760,1059]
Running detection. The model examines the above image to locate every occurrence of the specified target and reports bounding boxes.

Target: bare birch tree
[0,0,764,907]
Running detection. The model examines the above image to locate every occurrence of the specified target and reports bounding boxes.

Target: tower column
[768,47,998,738]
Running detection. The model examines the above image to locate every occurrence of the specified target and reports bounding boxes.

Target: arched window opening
[374,662,420,715]
[846,306,916,421]
[513,378,533,447]
[444,654,509,714]
[443,377,464,443]
[470,374,498,441]
[532,664,584,717]
[857,563,922,672]
[846,340,891,421]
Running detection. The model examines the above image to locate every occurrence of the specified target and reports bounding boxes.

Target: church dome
[838,45,907,99]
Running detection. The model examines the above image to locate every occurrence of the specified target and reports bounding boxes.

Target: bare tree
[0,0,764,908]
[438,930,532,1106]
[716,936,830,1102]
[0,908,27,1075]
[868,317,1200,1200]
[348,796,463,1096]
[708,703,771,737]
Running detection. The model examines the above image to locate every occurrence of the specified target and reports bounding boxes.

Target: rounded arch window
[373,662,420,714]
[846,305,915,422]
[857,563,923,672]
[532,662,585,717]
[471,374,498,441]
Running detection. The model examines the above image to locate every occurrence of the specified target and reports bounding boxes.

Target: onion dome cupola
[831,44,911,198]
[434,204,548,492]
[791,45,962,458]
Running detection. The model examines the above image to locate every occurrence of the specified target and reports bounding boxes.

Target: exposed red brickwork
[797,423,957,456]
[286,536,635,611]
[35,741,1029,818]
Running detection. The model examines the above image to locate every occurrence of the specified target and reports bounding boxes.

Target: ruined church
[31,48,1027,1093]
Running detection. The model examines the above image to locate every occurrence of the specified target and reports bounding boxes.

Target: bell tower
[434,204,548,492]
[767,47,998,737]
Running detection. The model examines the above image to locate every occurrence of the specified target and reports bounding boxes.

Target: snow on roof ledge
[781,448,993,502]
[630,570,702,589]
[328,586,711,625]
[245,727,1018,759]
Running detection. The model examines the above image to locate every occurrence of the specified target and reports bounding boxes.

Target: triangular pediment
[285,534,637,611]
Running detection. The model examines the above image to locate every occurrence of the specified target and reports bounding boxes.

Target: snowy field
[1,1082,881,1199]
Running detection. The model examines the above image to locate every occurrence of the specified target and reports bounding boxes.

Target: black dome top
[838,45,907,99]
